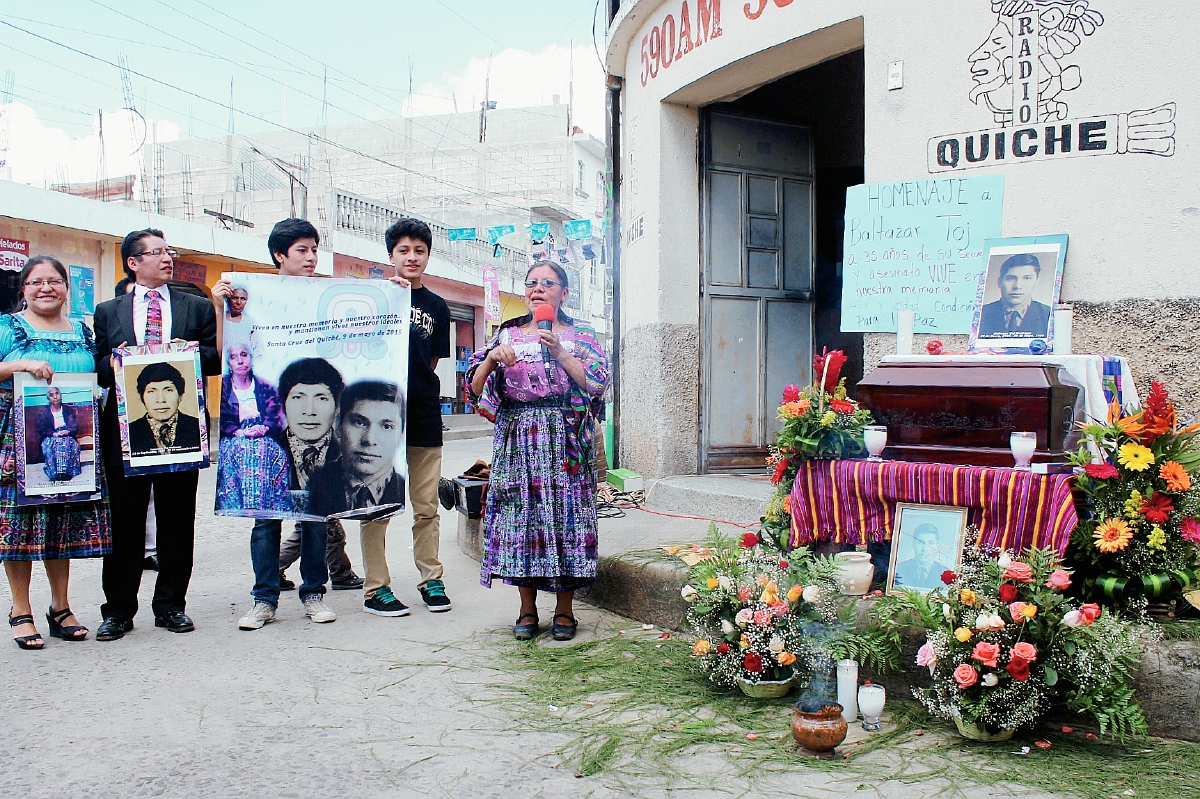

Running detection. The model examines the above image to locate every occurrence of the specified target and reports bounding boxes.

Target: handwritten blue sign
[840,175,1004,334]
[486,225,516,245]
[562,219,592,241]
[447,227,477,242]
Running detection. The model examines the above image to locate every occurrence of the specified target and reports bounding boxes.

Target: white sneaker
[303,596,337,623]
[238,602,276,630]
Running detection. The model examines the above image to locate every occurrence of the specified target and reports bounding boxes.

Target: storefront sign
[929,6,1175,173]
[173,260,208,286]
[841,175,1004,335]
[482,265,501,323]
[0,237,29,272]
[639,0,722,86]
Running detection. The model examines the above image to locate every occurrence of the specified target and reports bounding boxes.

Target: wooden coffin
[855,362,1081,467]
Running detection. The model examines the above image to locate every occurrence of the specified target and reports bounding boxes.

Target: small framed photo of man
[115,344,210,474]
[887,503,970,596]
[969,235,1068,354]
[13,373,99,505]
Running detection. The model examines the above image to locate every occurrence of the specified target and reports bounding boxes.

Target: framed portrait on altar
[13,373,100,505]
[887,503,970,596]
[113,342,210,476]
[969,235,1068,355]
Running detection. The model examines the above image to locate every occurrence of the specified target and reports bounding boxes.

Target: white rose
[1062,610,1083,628]
[735,608,753,627]
[988,614,1005,631]
[974,613,990,630]
[769,635,786,653]
[721,619,736,635]
[802,585,821,604]
[997,551,1013,569]
[942,603,953,619]
[681,585,698,602]
[718,576,733,591]
[982,673,999,687]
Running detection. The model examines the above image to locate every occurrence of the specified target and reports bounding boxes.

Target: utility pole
[0,71,14,181]
[96,109,108,199]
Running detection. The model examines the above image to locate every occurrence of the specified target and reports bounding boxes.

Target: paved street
[1,435,1063,799]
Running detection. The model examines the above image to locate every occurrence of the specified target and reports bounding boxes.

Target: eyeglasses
[524,279,561,289]
[24,278,67,288]
[133,248,178,259]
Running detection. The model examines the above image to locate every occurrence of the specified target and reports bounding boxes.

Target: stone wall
[617,322,700,478]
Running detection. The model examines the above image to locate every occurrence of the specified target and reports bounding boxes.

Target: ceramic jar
[791,702,849,755]
[835,551,875,595]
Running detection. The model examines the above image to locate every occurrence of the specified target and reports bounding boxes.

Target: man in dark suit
[308,380,406,521]
[978,253,1052,338]
[126,361,202,458]
[894,523,951,591]
[94,228,220,640]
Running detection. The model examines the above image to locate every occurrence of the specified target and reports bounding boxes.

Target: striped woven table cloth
[787,459,1078,556]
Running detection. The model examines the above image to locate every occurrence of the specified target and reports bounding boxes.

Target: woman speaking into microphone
[468,260,609,641]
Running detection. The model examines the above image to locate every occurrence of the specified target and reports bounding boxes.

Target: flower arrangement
[1067,382,1200,602]
[683,525,896,691]
[878,546,1148,739]
[762,349,875,548]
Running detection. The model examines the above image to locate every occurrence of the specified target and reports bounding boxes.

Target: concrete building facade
[605,0,1198,479]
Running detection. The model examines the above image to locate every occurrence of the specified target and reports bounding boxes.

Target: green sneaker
[419,580,453,612]
[363,586,410,617]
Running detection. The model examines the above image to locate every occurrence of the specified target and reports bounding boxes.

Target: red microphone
[533,303,556,329]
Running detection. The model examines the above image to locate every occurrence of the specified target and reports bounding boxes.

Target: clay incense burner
[792,699,849,758]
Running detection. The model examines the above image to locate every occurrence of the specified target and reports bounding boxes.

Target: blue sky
[0,0,605,184]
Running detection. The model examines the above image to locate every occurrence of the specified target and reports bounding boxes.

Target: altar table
[787,459,1078,556]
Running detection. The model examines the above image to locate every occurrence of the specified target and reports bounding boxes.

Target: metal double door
[701,112,814,472]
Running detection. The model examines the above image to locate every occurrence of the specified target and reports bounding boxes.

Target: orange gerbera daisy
[1093,518,1134,553]
[1161,461,1192,493]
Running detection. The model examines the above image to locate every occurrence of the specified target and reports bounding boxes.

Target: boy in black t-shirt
[361,219,453,616]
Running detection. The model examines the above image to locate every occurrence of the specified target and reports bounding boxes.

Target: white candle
[858,684,886,730]
[1010,431,1037,469]
[896,310,915,355]
[863,425,887,460]
[837,659,859,722]
[1053,304,1073,355]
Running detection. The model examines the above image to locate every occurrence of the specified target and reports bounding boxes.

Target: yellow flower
[1094,518,1134,553]
[820,411,836,427]
[706,577,719,590]
[1021,603,1038,620]
[692,639,712,656]
[959,589,978,607]
[739,634,751,649]
[1147,524,1167,552]
[787,584,803,603]
[1124,490,1144,521]
[778,651,797,666]
[954,627,973,642]
[1117,442,1155,472]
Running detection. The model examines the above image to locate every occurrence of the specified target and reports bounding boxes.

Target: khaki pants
[360,446,443,599]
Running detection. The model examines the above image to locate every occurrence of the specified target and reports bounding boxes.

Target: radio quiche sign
[928,2,1174,173]
[0,238,29,272]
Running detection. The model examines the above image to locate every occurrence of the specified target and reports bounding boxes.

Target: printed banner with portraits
[13,373,100,505]
[213,273,410,522]
[113,343,211,476]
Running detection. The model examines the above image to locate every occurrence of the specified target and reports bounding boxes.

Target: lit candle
[1053,304,1073,355]
[1010,431,1037,470]
[837,659,858,723]
[858,683,886,731]
[896,310,915,355]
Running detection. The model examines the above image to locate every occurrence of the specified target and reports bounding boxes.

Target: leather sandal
[47,606,88,641]
[551,613,578,641]
[9,612,44,650]
[513,613,539,641]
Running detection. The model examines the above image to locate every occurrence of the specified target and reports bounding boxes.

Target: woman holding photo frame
[0,255,111,649]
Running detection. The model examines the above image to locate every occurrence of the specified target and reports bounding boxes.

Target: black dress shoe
[96,616,134,641]
[332,573,365,590]
[278,573,296,591]
[154,611,195,633]
[142,555,159,571]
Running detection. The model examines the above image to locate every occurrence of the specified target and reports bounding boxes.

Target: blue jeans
[250,519,328,607]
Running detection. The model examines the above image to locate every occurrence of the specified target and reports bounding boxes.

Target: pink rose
[1046,569,1072,591]
[1011,642,1038,663]
[738,586,753,602]
[1062,610,1084,628]
[1002,562,1035,583]
[953,663,979,689]
[971,641,1000,669]
[752,609,772,626]
[916,641,937,673]
[770,601,789,618]
[1079,603,1102,624]
[1009,602,1028,623]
